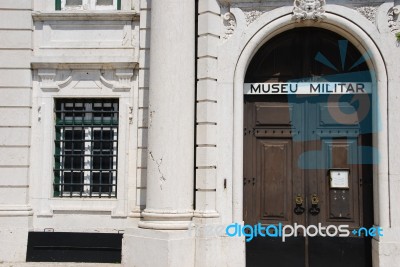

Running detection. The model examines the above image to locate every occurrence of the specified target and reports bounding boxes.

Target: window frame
[56,0,122,11]
[54,99,119,198]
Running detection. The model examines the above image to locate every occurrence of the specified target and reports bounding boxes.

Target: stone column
[138,0,195,230]
[122,1,196,265]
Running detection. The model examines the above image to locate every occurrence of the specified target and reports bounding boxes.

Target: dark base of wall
[26,232,123,263]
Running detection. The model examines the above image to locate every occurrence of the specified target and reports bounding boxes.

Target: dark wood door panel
[318,103,359,126]
[255,103,293,126]
[256,139,293,224]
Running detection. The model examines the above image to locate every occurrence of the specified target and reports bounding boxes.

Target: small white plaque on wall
[329,169,349,189]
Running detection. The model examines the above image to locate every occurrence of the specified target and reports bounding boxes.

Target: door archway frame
[229,5,389,234]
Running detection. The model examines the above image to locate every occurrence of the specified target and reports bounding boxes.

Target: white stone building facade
[0,0,400,266]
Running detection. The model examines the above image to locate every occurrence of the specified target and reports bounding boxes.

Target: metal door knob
[294,194,305,215]
[309,194,320,216]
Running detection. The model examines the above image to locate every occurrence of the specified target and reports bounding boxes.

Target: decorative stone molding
[356,6,378,24]
[217,0,231,7]
[139,208,194,230]
[292,0,326,22]
[388,7,400,35]
[222,12,236,40]
[38,69,72,92]
[101,69,134,92]
[394,5,400,16]
[244,10,265,26]
[38,68,134,92]
[0,205,33,216]
[193,210,219,218]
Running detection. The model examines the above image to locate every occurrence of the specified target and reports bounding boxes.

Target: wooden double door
[243,94,373,267]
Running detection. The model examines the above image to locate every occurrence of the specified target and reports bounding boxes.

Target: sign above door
[244,82,372,95]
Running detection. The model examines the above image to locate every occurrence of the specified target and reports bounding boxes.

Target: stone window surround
[30,64,137,219]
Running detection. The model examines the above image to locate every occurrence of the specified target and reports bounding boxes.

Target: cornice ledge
[31,56,138,70]
[32,11,139,22]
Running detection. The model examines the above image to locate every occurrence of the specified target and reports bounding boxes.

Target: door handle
[294,194,305,215]
[309,194,320,216]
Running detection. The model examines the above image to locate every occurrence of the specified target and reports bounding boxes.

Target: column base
[139,208,193,230]
[122,227,195,267]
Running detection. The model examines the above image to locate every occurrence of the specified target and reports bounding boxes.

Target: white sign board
[244,82,373,95]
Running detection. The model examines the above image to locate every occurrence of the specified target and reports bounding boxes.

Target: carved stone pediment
[293,0,326,22]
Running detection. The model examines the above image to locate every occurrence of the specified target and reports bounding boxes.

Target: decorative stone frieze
[38,68,133,92]
[244,10,265,26]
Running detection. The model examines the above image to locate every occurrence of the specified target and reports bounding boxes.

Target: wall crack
[149,151,166,190]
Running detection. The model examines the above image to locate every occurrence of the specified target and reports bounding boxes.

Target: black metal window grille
[54,99,119,197]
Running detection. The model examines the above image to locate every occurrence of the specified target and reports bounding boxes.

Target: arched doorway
[243,28,374,267]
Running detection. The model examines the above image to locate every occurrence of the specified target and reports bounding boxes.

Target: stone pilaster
[0,0,33,262]
[195,0,220,220]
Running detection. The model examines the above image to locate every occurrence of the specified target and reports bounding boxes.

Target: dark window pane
[64,129,84,150]
[63,172,83,193]
[63,154,84,169]
[92,155,112,170]
[66,0,82,5]
[93,130,113,150]
[63,102,84,122]
[92,172,112,193]
[92,102,117,124]
[97,0,113,5]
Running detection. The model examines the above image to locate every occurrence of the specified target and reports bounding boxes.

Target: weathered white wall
[0,0,33,262]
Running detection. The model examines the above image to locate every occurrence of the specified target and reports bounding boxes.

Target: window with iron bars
[54,99,119,197]
[56,0,121,11]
